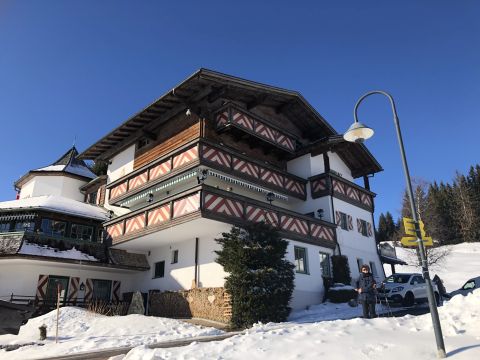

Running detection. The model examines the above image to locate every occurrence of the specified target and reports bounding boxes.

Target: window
[154,261,165,278]
[294,246,308,274]
[71,224,94,241]
[14,221,35,232]
[0,222,10,232]
[356,258,364,272]
[369,261,377,276]
[462,281,476,290]
[88,192,97,205]
[340,212,348,231]
[360,220,368,236]
[171,250,179,264]
[319,252,331,277]
[92,279,112,301]
[41,219,66,237]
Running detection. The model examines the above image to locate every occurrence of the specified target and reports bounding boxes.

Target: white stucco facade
[19,176,86,201]
[107,145,135,183]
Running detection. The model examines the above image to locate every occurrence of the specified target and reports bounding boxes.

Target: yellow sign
[400,217,433,247]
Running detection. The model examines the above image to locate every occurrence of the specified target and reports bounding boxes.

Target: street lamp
[343,91,446,359]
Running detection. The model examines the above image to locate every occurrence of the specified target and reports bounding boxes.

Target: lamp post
[343,91,446,359]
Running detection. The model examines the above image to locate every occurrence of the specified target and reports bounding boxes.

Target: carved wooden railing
[310,172,375,212]
[107,140,307,205]
[215,104,297,153]
[105,186,336,248]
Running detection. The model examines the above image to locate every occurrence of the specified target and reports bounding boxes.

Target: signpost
[401,217,433,247]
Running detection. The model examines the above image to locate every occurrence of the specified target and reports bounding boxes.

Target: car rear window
[385,274,411,284]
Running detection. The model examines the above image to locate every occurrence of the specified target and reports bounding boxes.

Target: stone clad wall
[149,287,231,323]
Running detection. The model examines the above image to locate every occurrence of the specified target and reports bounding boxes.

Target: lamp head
[343,121,374,143]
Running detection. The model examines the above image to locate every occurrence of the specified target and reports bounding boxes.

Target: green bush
[215,223,295,328]
[327,287,358,303]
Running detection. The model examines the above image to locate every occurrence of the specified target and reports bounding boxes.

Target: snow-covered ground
[384,242,480,292]
[0,243,478,360]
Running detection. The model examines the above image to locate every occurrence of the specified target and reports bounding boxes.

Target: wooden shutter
[67,277,80,305]
[85,278,94,302]
[35,274,49,303]
[347,215,353,230]
[367,223,373,237]
[335,211,341,225]
[357,219,362,233]
[112,281,121,302]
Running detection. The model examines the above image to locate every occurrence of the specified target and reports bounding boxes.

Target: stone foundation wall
[149,287,231,323]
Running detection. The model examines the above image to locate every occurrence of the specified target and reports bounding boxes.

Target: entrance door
[45,276,69,306]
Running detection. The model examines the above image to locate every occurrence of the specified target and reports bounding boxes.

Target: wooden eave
[307,135,383,178]
[78,69,338,161]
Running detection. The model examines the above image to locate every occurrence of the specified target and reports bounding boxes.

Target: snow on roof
[34,164,96,179]
[0,195,108,221]
[19,242,99,261]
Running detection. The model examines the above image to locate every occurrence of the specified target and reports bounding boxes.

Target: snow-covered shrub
[327,284,357,303]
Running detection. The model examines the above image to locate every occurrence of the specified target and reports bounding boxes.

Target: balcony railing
[310,172,375,211]
[107,140,307,205]
[104,185,336,249]
[215,104,297,153]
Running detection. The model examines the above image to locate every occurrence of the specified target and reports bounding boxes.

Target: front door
[45,276,69,306]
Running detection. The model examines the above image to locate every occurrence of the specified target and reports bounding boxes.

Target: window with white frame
[294,246,308,274]
[369,261,378,276]
[356,258,364,272]
[340,212,348,231]
[153,261,165,278]
[360,219,368,236]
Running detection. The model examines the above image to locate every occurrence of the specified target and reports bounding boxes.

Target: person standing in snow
[356,264,377,318]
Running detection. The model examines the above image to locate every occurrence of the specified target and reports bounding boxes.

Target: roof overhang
[78,68,338,161]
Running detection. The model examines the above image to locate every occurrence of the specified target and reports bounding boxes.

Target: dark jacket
[356,273,377,302]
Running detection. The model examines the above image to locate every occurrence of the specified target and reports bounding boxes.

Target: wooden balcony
[104,185,336,249]
[215,104,297,154]
[310,172,375,212]
[106,140,307,205]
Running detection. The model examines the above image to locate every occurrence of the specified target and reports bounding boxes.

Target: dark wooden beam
[142,129,157,141]
[246,95,267,110]
[275,101,293,114]
[207,87,227,103]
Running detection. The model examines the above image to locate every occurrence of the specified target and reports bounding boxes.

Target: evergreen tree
[425,182,458,245]
[215,223,295,328]
[376,213,387,243]
[452,172,477,242]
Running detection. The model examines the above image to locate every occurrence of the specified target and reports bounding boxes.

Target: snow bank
[0,307,223,360]
[121,290,480,360]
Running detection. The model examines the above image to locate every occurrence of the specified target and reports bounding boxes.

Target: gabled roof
[78,68,382,177]
[15,146,96,189]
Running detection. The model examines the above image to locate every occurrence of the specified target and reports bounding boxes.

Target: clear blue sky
[1,1,478,222]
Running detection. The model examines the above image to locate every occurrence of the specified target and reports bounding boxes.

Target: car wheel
[403,292,415,307]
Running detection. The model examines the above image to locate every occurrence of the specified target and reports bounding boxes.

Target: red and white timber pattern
[128,171,148,191]
[332,179,346,195]
[232,157,260,178]
[259,168,284,188]
[285,178,305,197]
[245,205,279,227]
[172,146,199,169]
[125,214,146,234]
[204,193,243,219]
[312,178,328,194]
[348,215,353,230]
[216,110,229,127]
[255,123,277,142]
[67,277,80,304]
[173,192,200,218]
[112,281,121,302]
[367,223,373,237]
[110,182,127,199]
[106,223,124,239]
[84,279,93,302]
[149,161,171,180]
[35,274,49,302]
[280,215,309,236]
[276,134,295,151]
[232,110,254,131]
[346,185,360,201]
[148,204,171,227]
[201,145,232,168]
[361,193,373,208]
[310,223,335,242]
